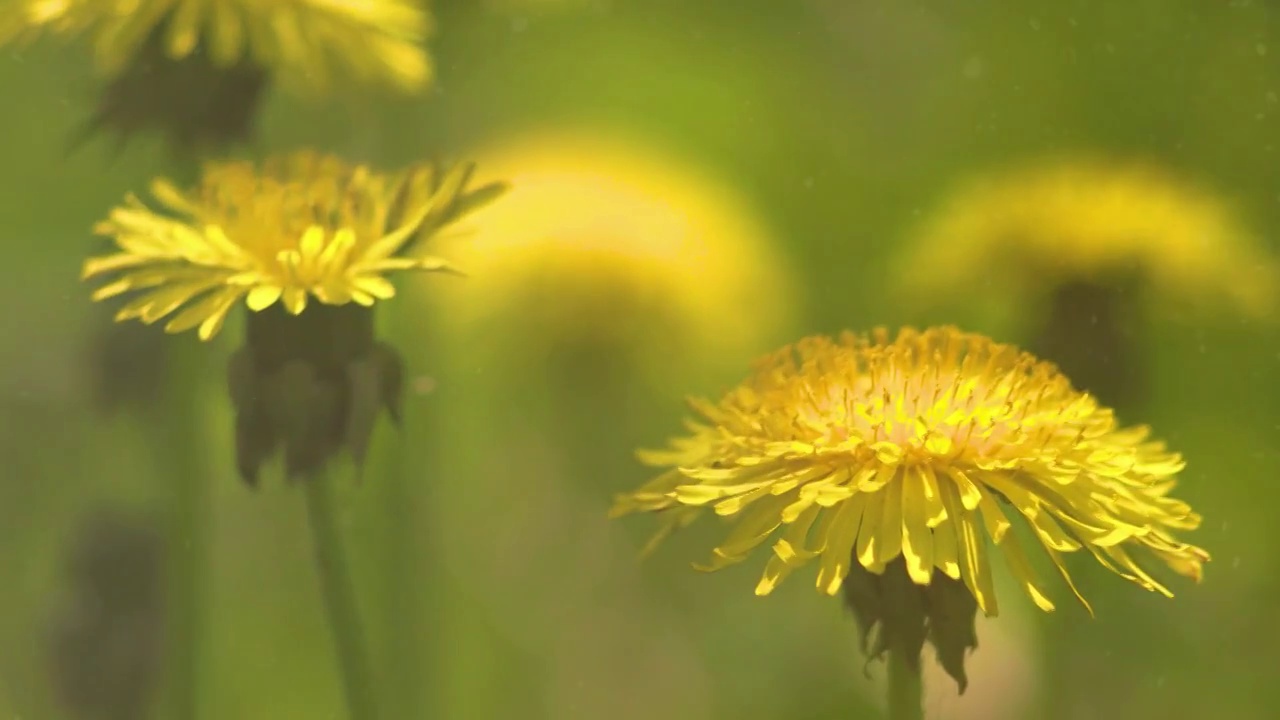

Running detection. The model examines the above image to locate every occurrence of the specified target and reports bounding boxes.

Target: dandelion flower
[1,0,432,150]
[611,326,1208,690]
[83,150,497,341]
[82,150,505,482]
[897,158,1277,320]
[427,131,795,383]
[894,158,1278,413]
[1,0,431,92]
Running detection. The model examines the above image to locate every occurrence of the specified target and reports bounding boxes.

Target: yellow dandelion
[612,326,1208,685]
[896,158,1278,321]
[427,131,796,378]
[81,150,504,342]
[1,0,432,93]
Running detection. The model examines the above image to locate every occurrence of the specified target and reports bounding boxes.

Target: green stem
[887,644,924,720]
[304,473,379,720]
[153,158,210,720]
[157,339,209,720]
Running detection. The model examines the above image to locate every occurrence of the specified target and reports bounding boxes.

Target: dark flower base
[69,21,268,158]
[842,556,979,693]
[1028,278,1148,418]
[229,303,405,486]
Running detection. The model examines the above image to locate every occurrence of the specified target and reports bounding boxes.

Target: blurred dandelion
[611,326,1208,718]
[0,0,433,151]
[428,131,795,386]
[894,158,1278,414]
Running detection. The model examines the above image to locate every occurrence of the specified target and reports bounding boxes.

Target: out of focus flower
[81,150,506,482]
[427,131,795,382]
[611,326,1208,690]
[0,0,432,150]
[1,0,431,91]
[894,158,1278,412]
[896,158,1278,321]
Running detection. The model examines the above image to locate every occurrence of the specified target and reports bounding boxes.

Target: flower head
[612,326,1208,613]
[82,150,506,341]
[427,132,795,380]
[1,0,432,93]
[896,158,1278,321]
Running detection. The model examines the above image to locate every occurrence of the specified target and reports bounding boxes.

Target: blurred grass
[2,1,1280,718]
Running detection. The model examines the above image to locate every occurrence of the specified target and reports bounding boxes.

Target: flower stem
[156,339,209,720]
[887,643,924,720]
[151,159,210,720]
[304,473,379,720]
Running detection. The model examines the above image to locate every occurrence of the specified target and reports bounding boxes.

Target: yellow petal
[983,474,1081,552]
[1103,545,1174,597]
[673,481,774,506]
[951,490,998,616]
[916,464,948,527]
[1043,547,1094,616]
[282,287,308,315]
[299,225,326,264]
[874,472,905,567]
[114,278,222,324]
[855,486,886,568]
[756,552,795,596]
[82,252,153,279]
[946,467,984,510]
[163,287,243,341]
[697,495,792,571]
[317,227,357,272]
[148,178,200,216]
[164,0,202,58]
[772,504,824,565]
[207,0,245,66]
[931,517,962,580]
[900,468,934,585]
[976,487,1013,544]
[713,485,773,516]
[998,531,1056,612]
[91,265,216,301]
[245,284,284,311]
[817,494,868,595]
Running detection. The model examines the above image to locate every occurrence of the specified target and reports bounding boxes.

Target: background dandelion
[0,0,434,151]
[427,130,796,385]
[891,157,1279,414]
[2,1,1280,719]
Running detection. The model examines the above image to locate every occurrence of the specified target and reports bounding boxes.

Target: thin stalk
[887,643,924,720]
[304,472,379,720]
[153,158,210,720]
[152,299,211,720]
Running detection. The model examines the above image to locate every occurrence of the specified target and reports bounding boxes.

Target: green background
[0,0,1276,718]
